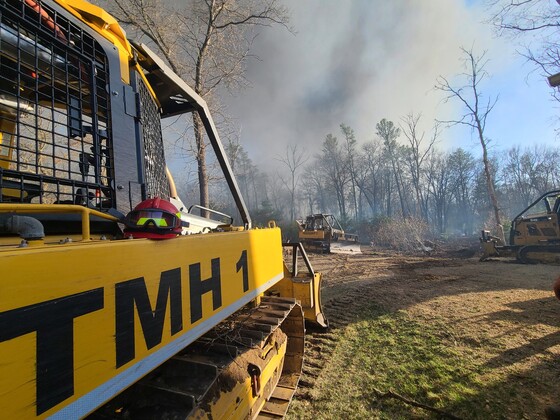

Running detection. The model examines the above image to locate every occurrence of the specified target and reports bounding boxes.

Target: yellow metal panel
[0,227,283,418]
[299,231,326,240]
[513,214,560,246]
[0,119,15,170]
[53,0,133,83]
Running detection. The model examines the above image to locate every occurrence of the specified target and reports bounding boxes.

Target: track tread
[89,296,303,419]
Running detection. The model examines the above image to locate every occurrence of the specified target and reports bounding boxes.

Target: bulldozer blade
[330,242,362,254]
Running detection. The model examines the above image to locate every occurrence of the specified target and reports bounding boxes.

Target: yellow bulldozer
[480,189,560,264]
[0,1,327,418]
[296,213,361,254]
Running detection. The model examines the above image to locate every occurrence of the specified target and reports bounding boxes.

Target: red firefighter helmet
[124,197,182,239]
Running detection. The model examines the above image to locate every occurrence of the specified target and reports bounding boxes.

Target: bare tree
[501,146,537,209]
[94,0,290,209]
[376,118,408,217]
[425,151,452,234]
[400,113,439,220]
[276,144,308,222]
[320,134,350,219]
[487,0,560,89]
[340,124,359,221]
[448,148,477,235]
[501,145,560,207]
[435,47,503,239]
[301,161,328,215]
[358,140,385,216]
[224,138,261,210]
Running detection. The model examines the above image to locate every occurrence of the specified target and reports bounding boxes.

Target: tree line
[208,120,560,241]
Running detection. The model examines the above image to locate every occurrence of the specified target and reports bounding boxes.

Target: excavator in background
[297,213,361,254]
[0,0,327,418]
[480,189,560,264]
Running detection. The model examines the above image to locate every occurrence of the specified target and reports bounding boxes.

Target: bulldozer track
[89,296,304,419]
[517,245,560,264]
[295,278,379,399]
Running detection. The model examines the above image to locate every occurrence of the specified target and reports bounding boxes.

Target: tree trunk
[193,114,209,210]
[477,123,502,240]
[391,159,407,217]
[386,172,392,217]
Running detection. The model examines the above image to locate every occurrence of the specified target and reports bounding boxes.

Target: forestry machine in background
[480,190,560,264]
[0,0,327,418]
[297,213,361,254]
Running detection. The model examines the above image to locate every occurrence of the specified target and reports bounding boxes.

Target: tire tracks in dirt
[296,281,378,399]
[295,252,463,400]
[295,253,398,400]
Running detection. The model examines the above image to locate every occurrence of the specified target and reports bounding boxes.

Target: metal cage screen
[0,0,113,209]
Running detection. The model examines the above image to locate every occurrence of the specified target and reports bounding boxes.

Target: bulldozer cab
[510,190,560,246]
[0,0,249,241]
[481,189,560,262]
[303,214,327,231]
[514,191,560,218]
[551,194,560,214]
[303,214,343,233]
[298,213,360,253]
[520,193,557,216]
[0,0,126,242]
[0,6,113,207]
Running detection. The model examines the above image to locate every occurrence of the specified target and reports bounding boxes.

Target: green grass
[287,305,536,419]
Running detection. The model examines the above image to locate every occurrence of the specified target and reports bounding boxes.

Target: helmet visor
[126,209,180,230]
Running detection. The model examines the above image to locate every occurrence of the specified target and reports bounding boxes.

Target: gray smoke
[224,0,510,164]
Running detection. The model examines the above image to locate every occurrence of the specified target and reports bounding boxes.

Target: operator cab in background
[510,189,560,245]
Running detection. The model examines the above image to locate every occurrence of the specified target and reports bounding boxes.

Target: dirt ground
[296,238,560,418]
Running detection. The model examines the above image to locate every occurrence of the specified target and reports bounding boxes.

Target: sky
[222,0,558,167]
